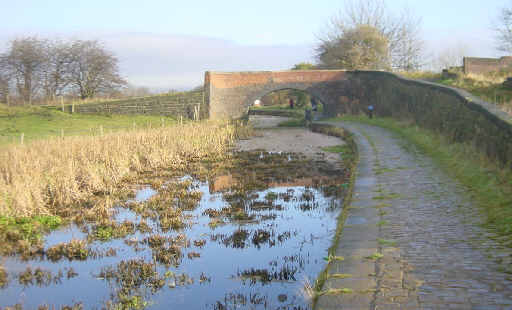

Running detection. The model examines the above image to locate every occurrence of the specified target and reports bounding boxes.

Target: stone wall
[463,56,512,75]
[347,72,512,167]
[205,70,512,167]
[73,91,206,119]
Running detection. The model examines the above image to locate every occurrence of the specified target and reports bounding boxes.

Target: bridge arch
[205,70,357,120]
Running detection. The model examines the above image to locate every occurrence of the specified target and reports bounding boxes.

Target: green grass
[0,104,177,146]
[365,252,384,260]
[277,118,305,127]
[0,215,62,241]
[249,104,306,118]
[322,144,356,162]
[377,238,397,246]
[331,115,512,246]
[372,193,401,200]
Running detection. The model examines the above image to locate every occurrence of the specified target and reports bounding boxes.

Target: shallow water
[0,152,346,309]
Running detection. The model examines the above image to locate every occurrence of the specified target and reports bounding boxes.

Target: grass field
[0,104,178,146]
[331,115,512,247]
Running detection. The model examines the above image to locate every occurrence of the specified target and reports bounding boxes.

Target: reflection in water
[0,151,349,309]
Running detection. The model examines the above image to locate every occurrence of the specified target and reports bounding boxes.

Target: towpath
[316,121,512,310]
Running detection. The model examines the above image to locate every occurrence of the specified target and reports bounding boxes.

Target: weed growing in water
[46,239,89,261]
[0,265,7,288]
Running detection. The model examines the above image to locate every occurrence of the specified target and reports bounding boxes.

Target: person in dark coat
[289,98,294,109]
[368,105,374,119]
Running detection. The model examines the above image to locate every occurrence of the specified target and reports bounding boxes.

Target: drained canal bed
[0,127,353,310]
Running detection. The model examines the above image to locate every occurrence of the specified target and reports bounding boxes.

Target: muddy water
[0,148,349,309]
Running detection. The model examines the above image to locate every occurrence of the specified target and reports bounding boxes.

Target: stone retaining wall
[73,91,206,119]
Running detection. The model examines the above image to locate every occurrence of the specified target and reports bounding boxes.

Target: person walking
[368,104,374,119]
[289,98,294,109]
[305,108,313,127]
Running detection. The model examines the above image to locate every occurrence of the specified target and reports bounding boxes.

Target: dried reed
[0,121,236,217]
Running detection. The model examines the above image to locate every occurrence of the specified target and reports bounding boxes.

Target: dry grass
[0,120,236,217]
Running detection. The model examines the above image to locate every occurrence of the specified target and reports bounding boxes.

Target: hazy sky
[0,0,509,89]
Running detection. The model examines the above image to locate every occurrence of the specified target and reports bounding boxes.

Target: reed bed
[0,121,236,217]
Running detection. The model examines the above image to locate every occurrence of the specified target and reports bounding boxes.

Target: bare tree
[68,40,126,99]
[392,9,424,71]
[317,0,424,71]
[41,40,73,101]
[0,56,11,104]
[3,37,48,104]
[495,4,512,53]
[432,44,469,71]
[317,24,389,70]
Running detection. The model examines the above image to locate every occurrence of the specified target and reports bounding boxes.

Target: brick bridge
[205,70,355,120]
[204,70,512,167]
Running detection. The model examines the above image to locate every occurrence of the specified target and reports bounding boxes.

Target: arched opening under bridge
[205,70,359,120]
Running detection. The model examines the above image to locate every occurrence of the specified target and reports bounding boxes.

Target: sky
[0,0,509,90]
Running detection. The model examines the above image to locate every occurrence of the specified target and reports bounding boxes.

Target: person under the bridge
[311,98,318,111]
[367,104,374,119]
[305,108,313,127]
[289,98,294,109]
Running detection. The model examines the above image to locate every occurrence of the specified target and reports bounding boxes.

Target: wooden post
[61,129,64,139]
[133,122,136,130]
[20,133,24,145]
[71,103,75,114]
[180,115,183,125]
[161,117,164,127]
[201,91,204,120]
[61,97,64,112]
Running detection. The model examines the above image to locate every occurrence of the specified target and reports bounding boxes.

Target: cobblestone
[316,121,512,310]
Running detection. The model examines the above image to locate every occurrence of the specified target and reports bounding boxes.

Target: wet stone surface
[317,121,512,310]
[0,143,350,309]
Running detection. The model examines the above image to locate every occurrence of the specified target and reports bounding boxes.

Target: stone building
[463,56,512,74]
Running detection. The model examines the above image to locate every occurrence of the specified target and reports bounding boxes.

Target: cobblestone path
[316,121,512,310]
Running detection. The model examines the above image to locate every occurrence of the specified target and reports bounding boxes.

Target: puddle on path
[0,151,349,310]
